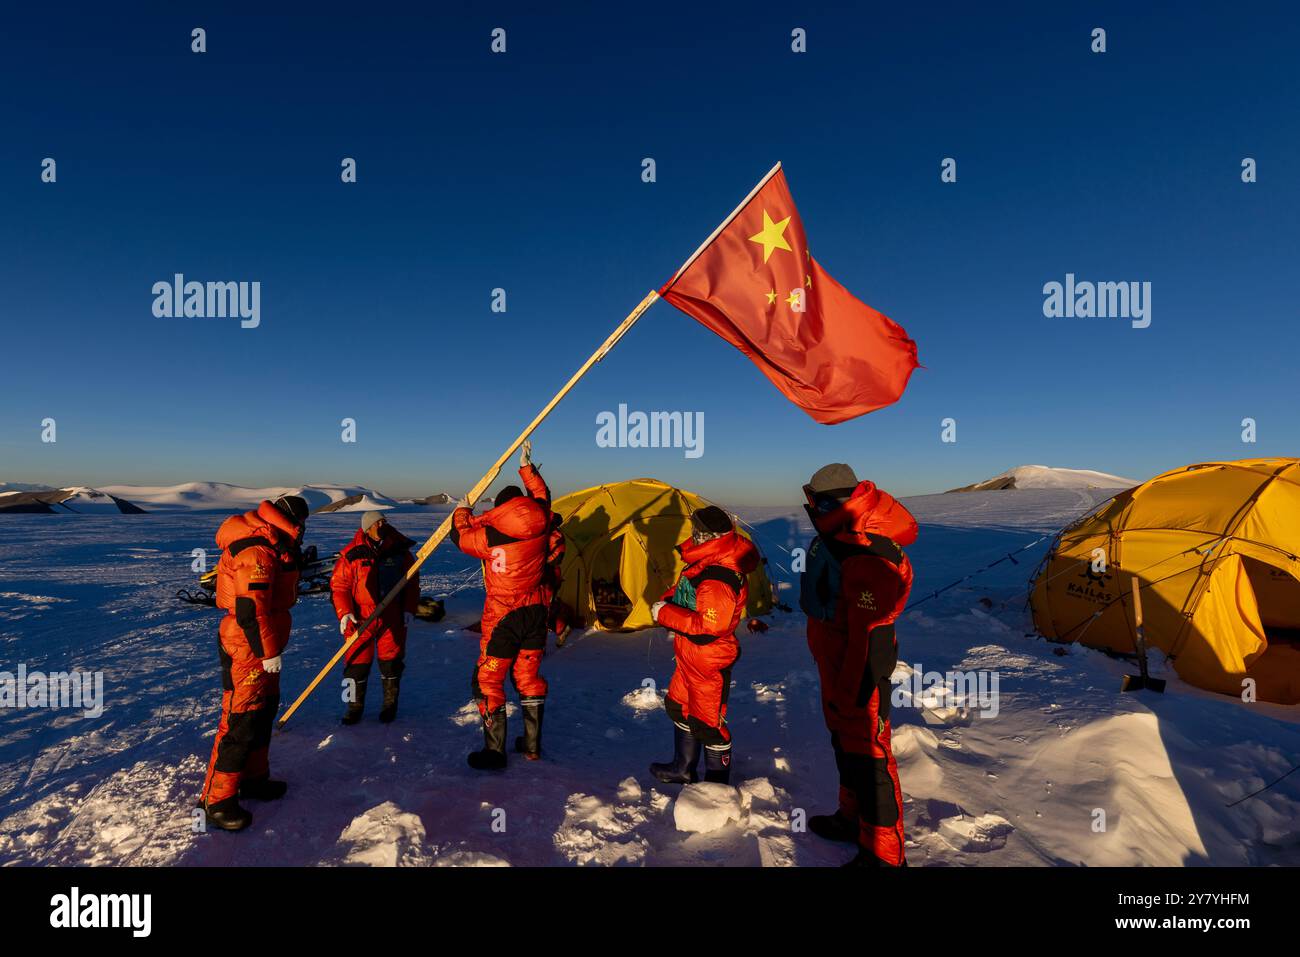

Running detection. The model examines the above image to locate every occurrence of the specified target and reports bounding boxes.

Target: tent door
[1241,556,1300,645]
[589,536,632,629]
[1239,556,1300,704]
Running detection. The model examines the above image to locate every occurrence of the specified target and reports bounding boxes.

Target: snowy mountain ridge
[97,482,400,513]
[0,487,144,514]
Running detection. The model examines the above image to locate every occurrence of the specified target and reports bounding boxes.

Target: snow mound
[947,465,1138,493]
[617,777,643,802]
[333,801,430,867]
[938,813,1015,852]
[673,782,744,833]
[620,684,664,713]
[553,792,650,865]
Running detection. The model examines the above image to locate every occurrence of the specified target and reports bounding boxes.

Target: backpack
[801,532,907,623]
[799,536,842,622]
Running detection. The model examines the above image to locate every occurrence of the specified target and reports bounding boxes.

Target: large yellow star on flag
[748,210,793,263]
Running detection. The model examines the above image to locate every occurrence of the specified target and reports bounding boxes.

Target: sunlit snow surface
[1,490,1297,866]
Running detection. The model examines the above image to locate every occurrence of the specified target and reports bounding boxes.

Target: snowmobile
[176,545,337,607]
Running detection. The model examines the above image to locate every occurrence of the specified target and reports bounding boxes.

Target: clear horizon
[1,462,1149,508]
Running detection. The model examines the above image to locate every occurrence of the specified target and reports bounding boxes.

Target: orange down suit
[330,526,419,677]
[803,480,916,866]
[451,464,552,716]
[200,500,303,805]
[656,531,759,746]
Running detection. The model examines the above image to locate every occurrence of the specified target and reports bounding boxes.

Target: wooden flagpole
[276,288,662,729]
[278,160,781,730]
[662,161,781,290]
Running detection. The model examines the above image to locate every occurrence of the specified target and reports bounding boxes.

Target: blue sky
[2,2,1297,504]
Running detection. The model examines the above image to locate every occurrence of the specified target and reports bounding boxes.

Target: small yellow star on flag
[765,290,777,305]
[748,210,792,263]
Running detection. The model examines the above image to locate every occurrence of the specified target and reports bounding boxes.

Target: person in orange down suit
[450,440,552,770]
[330,510,419,725]
[649,506,758,786]
[199,494,309,832]
[800,464,917,867]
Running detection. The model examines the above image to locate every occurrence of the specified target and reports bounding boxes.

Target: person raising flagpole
[451,440,554,769]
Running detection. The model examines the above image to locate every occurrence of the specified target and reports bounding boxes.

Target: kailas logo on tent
[1067,562,1115,605]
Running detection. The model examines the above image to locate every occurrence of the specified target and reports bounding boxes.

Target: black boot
[704,742,732,784]
[650,723,701,784]
[514,697,544,760]
[467,707,508,770]
[378,678,400,724]
[341,674,368,726]
[809,811,858,844]
[204,796,252,832]
[239,777,288,801]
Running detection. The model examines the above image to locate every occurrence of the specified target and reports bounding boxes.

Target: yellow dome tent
[551,478,773,632]
[1030,459,1300,704]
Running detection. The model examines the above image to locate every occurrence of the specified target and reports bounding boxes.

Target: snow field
[1,489,1298,866]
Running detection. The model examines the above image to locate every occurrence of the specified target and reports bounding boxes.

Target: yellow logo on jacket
[703,606,718,623]
[857,590,876,610]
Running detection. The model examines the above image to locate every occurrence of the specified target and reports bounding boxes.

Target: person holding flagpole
[451,440,554,769]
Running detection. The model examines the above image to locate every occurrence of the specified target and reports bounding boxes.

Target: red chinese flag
[660,165,919,424]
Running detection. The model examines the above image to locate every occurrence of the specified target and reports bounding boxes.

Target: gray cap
[808,463,859,499]
[360,510,385,532]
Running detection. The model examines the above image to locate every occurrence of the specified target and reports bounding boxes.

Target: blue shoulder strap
[799,535,842,621]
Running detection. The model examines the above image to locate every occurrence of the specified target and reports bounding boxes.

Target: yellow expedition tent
[1030,458,1300,704]
[551,478,773,632]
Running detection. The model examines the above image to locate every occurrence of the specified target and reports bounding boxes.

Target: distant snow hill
[406,492,456,506]
[97,482,400,514]
[0,482,55,494]
[314,492,404,514]
[946,465,1139,493]
[0,486,146,514]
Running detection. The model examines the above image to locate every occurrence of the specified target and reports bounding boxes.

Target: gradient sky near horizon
[2,2,1298,506]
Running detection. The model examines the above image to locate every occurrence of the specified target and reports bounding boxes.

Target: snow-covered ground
[1,488,1297,866]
